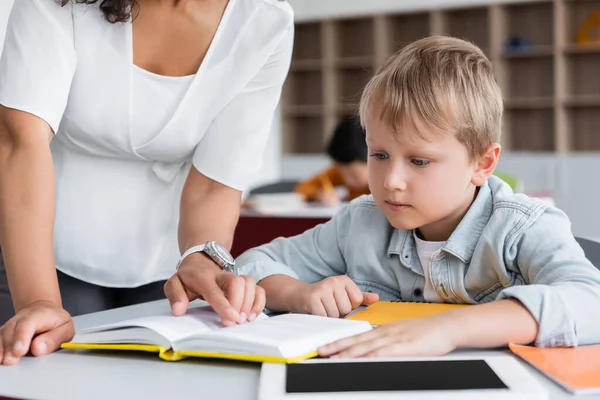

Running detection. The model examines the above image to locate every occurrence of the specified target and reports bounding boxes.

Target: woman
[0,0,292,365]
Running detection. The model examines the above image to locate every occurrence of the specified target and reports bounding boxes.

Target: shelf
[570,107,600,150]
[567,52,600,96]
[336,18,374,58]
[332,56,373,69]
[505,97,554,109]
[445,7,490,50]
[283,2,600,154]
[293,23,321,61]
[503,46,554,59]
[505,2,554,47]
[505,109,555,151]
[286,70,323,107]
[283,116,324,154]
[564,44,600,54]
[283,105,324,117]
[564,95,600,107]
[506,57,554,99]
[337,67,374,106]
[390,13,430,52]
[290,59,322,72]
[338,103,360,115]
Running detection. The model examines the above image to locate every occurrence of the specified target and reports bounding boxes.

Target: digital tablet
[258,354,547,400]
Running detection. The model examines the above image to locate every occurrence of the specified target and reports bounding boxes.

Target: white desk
[0,300,575,400]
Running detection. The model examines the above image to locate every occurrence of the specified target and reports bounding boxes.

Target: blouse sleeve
[0,0,76,133]
[192,15,293,191]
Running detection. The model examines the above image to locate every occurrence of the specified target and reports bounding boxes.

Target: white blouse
[0,0,293,287]
[131,66,195,146]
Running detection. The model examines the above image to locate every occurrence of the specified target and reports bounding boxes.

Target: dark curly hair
[58,0,141,23]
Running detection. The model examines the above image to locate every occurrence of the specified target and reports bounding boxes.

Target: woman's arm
[0,106,73,365]
[164,167,264,325]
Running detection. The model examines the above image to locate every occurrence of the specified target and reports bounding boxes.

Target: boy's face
[365,115,499,242]
[337,161,368,190]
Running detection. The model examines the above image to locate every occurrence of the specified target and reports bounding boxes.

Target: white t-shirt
[413,231,446,302]
[0,0,293,287]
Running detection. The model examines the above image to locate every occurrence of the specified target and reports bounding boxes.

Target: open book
[61,305,371,364]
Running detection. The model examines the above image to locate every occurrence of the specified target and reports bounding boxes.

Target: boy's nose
[384,167,407,192]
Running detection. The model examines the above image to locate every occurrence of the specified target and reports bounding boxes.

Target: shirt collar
[387,178,494,264]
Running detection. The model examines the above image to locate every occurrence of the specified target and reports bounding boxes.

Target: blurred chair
[576,237,600,271]
[248,180,299,196]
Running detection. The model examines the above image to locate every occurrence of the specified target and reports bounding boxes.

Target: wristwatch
[177,241,236,274]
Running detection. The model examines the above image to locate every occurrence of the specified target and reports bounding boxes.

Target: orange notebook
[346,301,469,325]
[509,343,600,395]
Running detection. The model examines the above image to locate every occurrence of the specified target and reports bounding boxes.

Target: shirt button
[413,288,423,297]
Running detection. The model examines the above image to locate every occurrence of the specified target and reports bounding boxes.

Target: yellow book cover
[61,305,371,364]
[347,301,470,325]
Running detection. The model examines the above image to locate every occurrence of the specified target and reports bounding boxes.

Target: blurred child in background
[294,116,370,206]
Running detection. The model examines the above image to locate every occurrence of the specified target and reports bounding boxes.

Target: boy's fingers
[345,282,364,309]
[249,285,266,321]
[309,297,327,317]
[333,287,352,316]
[319,329,376,357]
[239,276,256,318]
[321,296,340,318]
[361,292,379,305]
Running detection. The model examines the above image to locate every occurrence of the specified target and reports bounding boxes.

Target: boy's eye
[411,158,430,167]
[370,152,388,161]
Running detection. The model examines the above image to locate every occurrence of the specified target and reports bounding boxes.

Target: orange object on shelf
[576,10,600,45]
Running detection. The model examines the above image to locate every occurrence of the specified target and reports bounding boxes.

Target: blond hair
[359,36,503,159]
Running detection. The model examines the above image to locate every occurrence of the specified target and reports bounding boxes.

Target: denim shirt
[235,176,600,348]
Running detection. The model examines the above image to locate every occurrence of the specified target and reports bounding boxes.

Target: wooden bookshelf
[282,0,600,153]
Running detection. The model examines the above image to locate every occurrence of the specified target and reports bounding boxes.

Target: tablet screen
[286,360,507,393]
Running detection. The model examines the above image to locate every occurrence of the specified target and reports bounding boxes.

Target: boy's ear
[471,143,501,186]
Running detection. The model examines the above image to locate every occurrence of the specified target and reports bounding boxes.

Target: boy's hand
[318,314,458,358]
[299,276,379,318]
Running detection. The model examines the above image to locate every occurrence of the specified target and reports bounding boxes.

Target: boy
[235,36,600,358]
[294,115,370,205]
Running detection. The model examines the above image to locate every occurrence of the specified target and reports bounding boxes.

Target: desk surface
[0,300,574,400]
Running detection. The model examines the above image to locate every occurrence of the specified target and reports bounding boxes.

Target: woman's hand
[164,253,265,326]
[318,314,458,358]
[0,301,74,365]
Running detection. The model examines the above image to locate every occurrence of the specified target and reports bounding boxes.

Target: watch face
[211,242,235,265]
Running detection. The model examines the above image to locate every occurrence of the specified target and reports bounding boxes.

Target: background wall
[288,0,547,21]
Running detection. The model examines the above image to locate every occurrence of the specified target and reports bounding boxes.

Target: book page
[177,314,371,358]
[77,305,252,344]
